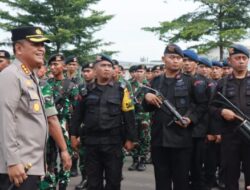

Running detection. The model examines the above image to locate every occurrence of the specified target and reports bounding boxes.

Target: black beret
[0,50,10,59]
[129,65,137,73]
[112,59,119,66]
[228,44,249,58]
[198,56,212,67]
[152,65,161,72]
[11,26,50,43]
[66,55,78,64]
[94,53,113,65]
[212,60,223,68]
[82,62,94,70]
[136,64,147,71]
[164,44,183,57]
[146,67,152,72]
[183,49,199,62]
[48,54,65,65]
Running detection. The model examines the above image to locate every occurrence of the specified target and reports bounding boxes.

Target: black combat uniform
[143,73,208,190]
[210,72,250,190]
[72,80,137,190]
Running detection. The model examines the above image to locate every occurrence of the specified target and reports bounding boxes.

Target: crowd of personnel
[0,25,249,190]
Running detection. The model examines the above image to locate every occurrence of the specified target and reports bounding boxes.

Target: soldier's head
[182,49,198,75]
[227,44,249,74]
[222,59,233,76]
[112,59,121,79]
[66,55,79,74]
[152,65,162,78]
[146,67,153,81]
[162,44,184,73]
[48,54,65,77]
[135,64,147,82]
[11,26,50,70]
[197,56,212,78]
[0,50,11,72]
[94,54,113,83]
[211,60,223,80]
[81,62,95,82]
[129,65,137,79]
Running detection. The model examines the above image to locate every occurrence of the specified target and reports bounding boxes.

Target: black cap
[228,44,250,58]
[11,26,50,43]
[66,55,78,64]
[0,50,10,59]
[129,65,137,73]
[164,44,183,57]
[94,53,113,65]
[82,62,94,71]
[48,54,65,65]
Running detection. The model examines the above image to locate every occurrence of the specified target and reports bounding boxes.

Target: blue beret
[95,53,113,65]
[228,44,249,58]
[66,55,78,64]
[0,50,10,59]
[212,60,223,68]
[198,56,212,67]
[164,44,183,57]
[222,59,230,67]
[48,54,65,65]
[11,26,50,43]
[183,49,199,62]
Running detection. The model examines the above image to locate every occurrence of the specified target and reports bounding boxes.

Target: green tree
[0,0,114,63]
[143,0,250,59]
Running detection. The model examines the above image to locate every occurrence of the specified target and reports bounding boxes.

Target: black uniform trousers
[85,144,123,190]
[190,137,206,190]
[152,146,192,190]
[0,174,40,190]
[221,133,250,190]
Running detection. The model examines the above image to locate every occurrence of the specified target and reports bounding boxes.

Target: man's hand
[124,140,134,151]
[215,135,222,143]
[71,136,79,151]
[221,109,236,121]
[7,164,27,187]
[207,134,216,141]
[175,117,191,128]
[60,150,72,171]
[145,93,162,108]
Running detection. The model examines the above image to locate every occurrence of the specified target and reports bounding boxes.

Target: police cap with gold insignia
[66,55,78,64]
[94,53,113,65]
[11,26,50,43]
[228,44,249,58]
[0,50,10,59]
[48,54,65,65]
[164,44,184,57]
[81,62,94,71]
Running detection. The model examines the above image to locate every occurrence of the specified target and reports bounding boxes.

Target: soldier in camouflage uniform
[36,65,72,190]
[129,65,151,171]
[65,55,84,177]
[46,54,79,190]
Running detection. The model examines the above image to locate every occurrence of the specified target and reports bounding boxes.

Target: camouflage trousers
[39,120,72,190]
[131,119,151,159]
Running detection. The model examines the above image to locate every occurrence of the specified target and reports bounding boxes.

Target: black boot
[128,157,139,171]
[59,183,67,190]
[137,157,146,171]
[71,156,78,177]
[75,178,87,190]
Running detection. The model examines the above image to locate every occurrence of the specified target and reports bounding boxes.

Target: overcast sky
[94,0,200,62]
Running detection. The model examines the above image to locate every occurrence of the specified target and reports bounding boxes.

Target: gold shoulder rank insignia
[122,88,134,112]
[21,64,30,75]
